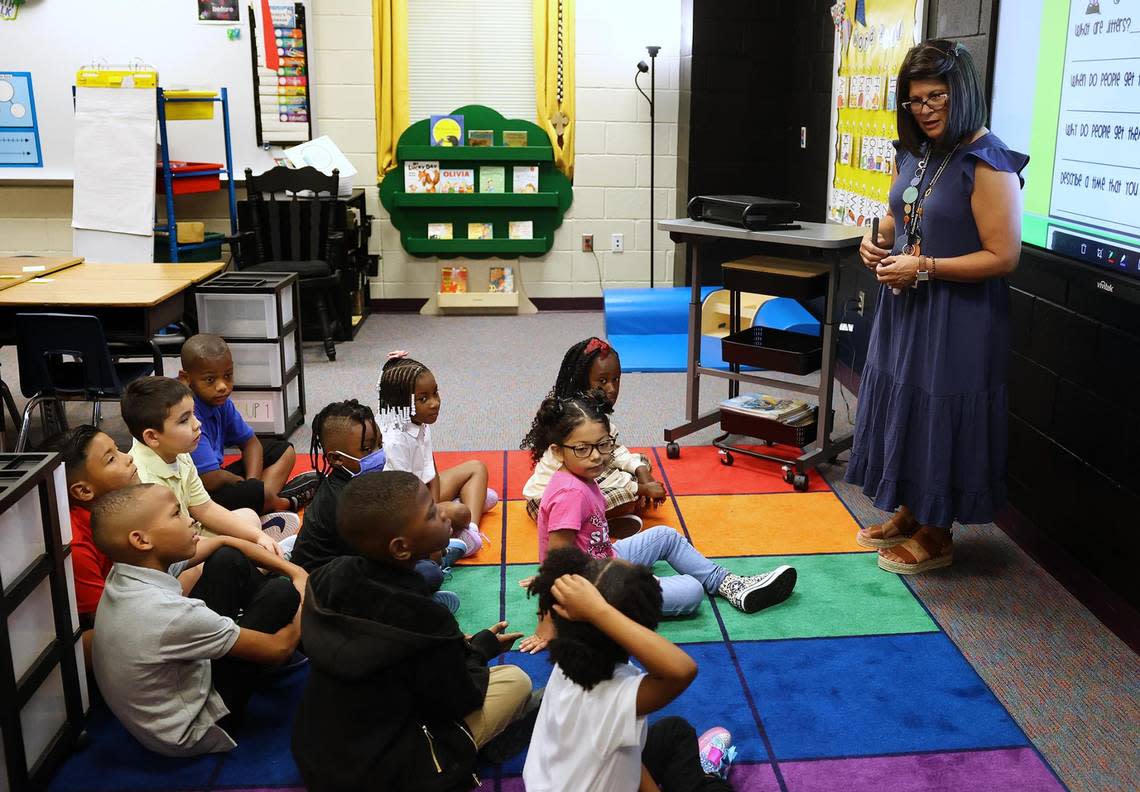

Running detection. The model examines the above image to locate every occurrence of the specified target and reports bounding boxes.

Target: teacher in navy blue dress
[845,40,1028,575]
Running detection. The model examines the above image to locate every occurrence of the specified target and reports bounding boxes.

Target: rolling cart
[659,218,864,491]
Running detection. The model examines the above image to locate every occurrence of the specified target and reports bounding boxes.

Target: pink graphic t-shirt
[537,469,614,561]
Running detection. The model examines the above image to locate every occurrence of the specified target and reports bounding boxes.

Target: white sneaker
[261,511,301,543]
[717,566,797,614]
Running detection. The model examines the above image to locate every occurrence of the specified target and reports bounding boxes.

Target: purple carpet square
[724,762,781,791]
[778,747,1065,791]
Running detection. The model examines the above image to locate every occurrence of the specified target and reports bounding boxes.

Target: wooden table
[65,261,225,283]
[0,260,224,340]
[0,256,84,291]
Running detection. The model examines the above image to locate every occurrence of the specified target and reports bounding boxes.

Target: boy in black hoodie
[292,470,534,792]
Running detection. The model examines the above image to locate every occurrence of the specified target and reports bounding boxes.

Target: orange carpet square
[504,501,541,564]
[434,450,506,498]
[656,445,832,496]
[453,502,504,566]
[676,492,868,557]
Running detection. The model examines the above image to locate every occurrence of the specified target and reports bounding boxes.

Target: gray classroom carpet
[3,310,1136,791]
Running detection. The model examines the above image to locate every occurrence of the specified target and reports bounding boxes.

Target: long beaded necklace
[901,140,961,256]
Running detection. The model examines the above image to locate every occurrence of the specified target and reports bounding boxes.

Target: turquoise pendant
[902,185,919,203]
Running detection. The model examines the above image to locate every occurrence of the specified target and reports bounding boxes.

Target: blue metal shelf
[156,87,238,263]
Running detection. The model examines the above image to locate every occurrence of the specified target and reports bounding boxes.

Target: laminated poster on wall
[198,1,241,23]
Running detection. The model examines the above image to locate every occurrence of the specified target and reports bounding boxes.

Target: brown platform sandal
[877,526,953,574]
[856,509,918,549]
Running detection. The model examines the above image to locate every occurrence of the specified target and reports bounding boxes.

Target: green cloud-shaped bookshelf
[379,104,574,261]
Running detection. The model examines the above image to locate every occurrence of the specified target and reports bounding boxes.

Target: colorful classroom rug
[48,447,1068,792]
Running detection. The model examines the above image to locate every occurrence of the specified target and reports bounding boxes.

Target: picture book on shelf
[489,266,515,293]
[503,130,528,147]
[404,161,440,193]
[467,129,494,147]
[719,393,812,423]
[438,168,475,193]
[479,166,505,193]
[427,223,453,239]
[430,114,464,146]
[513,165,539,193]
[508,220,533,240]
[467,222,493,240]
[440,266,468,293]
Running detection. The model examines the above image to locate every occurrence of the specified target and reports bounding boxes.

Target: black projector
[687,195,801,231]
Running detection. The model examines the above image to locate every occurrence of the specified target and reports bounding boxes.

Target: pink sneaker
[459,525,484,557]
[698,726,736,778]
[484,488,500,512]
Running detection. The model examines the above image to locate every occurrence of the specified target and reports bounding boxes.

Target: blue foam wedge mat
[604,288,821,373]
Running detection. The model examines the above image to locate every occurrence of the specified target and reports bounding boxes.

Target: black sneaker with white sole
[717,566,797,614]
[279,470,322,509]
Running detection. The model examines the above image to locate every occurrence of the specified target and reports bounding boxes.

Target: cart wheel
[782,465,794,484]
[793,473,809,492]
[666,442,681,459]
[759,439,773,446]
[719,450,734,466]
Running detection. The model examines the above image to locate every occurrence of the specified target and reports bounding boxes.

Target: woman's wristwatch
[916,255,935,282]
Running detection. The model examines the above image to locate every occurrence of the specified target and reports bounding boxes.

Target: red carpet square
[656,444,831,496]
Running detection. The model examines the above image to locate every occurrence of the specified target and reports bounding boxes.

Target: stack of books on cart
[719,393,815,425]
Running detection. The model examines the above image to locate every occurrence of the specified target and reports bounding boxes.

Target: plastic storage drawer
[229,334,297,388]
[231,378,302,436]
[721,326,822,375]
[196,288,295,339]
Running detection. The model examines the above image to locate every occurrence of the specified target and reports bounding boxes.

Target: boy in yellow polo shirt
[121,377,283,562]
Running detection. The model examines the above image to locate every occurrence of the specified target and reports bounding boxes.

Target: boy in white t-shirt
[522,548,737,791]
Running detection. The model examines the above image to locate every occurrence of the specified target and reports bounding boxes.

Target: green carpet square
[715,554,938,641]
[504,563,541,637]
[446,564,503,636]
[651,561,729,644]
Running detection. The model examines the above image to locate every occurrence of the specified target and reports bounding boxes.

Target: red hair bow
[585,338,611,358]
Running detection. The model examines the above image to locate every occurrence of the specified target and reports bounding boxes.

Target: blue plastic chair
[15,313,160,450]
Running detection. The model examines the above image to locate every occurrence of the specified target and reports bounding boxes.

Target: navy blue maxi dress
[845,132,1029,529]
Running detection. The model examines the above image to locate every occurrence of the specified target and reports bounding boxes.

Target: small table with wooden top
[0,260,225,341]
[0,256,84,292]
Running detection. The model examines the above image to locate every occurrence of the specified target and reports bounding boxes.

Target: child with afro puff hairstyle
[522,546,737,791]
[523,337,667,539]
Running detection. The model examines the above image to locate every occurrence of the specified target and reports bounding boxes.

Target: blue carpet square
[734,633,1028,761]
[211,668,308,786]
[47,704,221,791]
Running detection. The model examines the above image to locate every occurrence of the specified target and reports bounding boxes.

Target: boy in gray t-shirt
[92,483,307,757]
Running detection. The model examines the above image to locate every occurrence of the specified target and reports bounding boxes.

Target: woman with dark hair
[846,40,1028,574]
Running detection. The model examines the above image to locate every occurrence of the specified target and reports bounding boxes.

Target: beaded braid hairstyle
[520,388,613,465]
[551,337,620,399]
[527,546,662,690]
[376,355,431,432]
[309,399,379,476]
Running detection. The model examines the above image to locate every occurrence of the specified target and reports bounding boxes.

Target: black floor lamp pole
[637,45,661,288]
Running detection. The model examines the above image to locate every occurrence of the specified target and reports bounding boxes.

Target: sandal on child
[877,526,952,574]
[857,510,918,549]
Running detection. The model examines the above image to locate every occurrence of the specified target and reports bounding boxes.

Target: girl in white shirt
[522,547,737,792]
[377,352,497,561]
[524,337,669,539]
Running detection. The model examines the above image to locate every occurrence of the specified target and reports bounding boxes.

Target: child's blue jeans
[613,526,728,616]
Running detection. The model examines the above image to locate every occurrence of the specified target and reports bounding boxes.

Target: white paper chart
[1050,0,1140,242]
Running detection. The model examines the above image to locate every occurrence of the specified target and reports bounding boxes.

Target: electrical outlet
[581,233,594,252]
[612,233,624,253]
[857,290,866,315]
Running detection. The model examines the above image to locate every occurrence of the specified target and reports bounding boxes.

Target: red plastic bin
[158,161,223,195]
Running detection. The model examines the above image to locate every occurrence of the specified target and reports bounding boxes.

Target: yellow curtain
[374,0,409,178]
[533,0,575,179]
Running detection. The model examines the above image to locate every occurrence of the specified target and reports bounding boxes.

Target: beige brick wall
[0,0,686,300]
